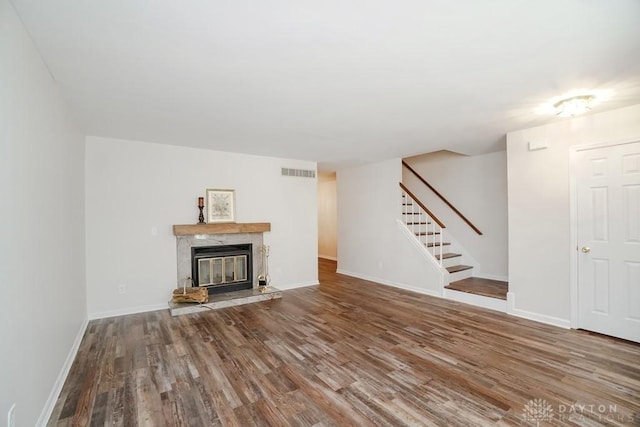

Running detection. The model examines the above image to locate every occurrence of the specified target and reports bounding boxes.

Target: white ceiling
[10,0,640,171]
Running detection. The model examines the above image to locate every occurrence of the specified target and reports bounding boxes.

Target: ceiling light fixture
[553,94,595,117]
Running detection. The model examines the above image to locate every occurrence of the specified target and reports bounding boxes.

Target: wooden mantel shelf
[173,222,271,236]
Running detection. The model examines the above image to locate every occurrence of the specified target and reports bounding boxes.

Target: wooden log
[171,287,208,304]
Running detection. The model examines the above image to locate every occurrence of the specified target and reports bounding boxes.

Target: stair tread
[426,242,451,247]
[446,265,473,273]
[406,222,430,225]
[414,231,441,235]
[445,277,508,300]
[435,252,461,260]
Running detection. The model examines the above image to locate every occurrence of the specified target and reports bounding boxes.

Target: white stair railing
[400,183,444,266]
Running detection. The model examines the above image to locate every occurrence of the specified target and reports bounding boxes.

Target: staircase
[400,183,507,311]
[401,187,474,283]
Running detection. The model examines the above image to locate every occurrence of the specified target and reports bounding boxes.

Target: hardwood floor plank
[48,258,640,426]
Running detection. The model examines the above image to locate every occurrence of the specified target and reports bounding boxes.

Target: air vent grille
[281,168,316,178]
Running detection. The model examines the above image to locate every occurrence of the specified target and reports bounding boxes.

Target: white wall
[0,1,87,425]
[85,137,318,317]
[403,151,508,280]
[337,159,442,295]
[318,172,337,260]
[507,103,640,325]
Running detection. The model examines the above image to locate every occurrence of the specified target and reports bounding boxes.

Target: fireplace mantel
[173,222,271,236]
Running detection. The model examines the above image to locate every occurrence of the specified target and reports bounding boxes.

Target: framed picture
[206,189,236,223]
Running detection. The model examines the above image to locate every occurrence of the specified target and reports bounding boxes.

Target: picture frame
[206,189,236,223]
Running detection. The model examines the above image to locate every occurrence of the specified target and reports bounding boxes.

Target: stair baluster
[400,185,444,266]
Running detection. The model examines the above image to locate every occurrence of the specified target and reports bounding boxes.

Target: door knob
[581,246,591,253]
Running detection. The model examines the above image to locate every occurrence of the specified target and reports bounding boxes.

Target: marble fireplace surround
[173,223,271,290]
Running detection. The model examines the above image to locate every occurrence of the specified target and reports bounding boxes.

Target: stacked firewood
[172,278,208,303]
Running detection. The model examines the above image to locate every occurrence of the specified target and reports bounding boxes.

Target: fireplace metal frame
[191,244,253,294]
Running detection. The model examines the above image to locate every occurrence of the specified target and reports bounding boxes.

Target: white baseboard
[444,289,507,312]
[276,280,320,290]
[336,269,442,298]
[507,292,571,329]
[474,273,509,282]
[88,303,168,320]
[318,255,337,261]
[37,317,89,427]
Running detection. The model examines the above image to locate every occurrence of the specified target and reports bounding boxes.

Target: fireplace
[191,244,252,294]
[174,223,271,297]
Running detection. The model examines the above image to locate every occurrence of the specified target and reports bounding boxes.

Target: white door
[576,141,640,343]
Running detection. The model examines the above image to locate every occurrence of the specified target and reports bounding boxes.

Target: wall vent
[281,168,316,178]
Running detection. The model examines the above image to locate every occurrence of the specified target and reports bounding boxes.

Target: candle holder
[197,197,206,224]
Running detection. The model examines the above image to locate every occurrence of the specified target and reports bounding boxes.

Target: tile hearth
[168,286,282,316]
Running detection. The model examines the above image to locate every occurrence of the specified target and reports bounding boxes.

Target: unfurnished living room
[2,1,640,426]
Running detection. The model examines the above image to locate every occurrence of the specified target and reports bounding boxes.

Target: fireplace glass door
[198,255,247,286]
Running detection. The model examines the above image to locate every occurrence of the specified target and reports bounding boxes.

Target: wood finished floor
[49,259,640,426]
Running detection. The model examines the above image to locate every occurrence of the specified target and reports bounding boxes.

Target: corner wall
[85,137,318,317]
[0,1,87,424]
[337,159,442,295]
[506,103,640,325]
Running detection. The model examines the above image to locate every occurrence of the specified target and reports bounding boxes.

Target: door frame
[569,136,640,329]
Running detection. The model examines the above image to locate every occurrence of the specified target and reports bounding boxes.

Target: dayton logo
[522,398,554,425]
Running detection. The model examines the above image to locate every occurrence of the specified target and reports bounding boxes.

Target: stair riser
[447,268,473,282]
[414,238,443,248]
[439,256,463,269]
[443,289,507,313]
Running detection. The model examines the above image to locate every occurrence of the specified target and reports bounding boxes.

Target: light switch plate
[528,140,548,151]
